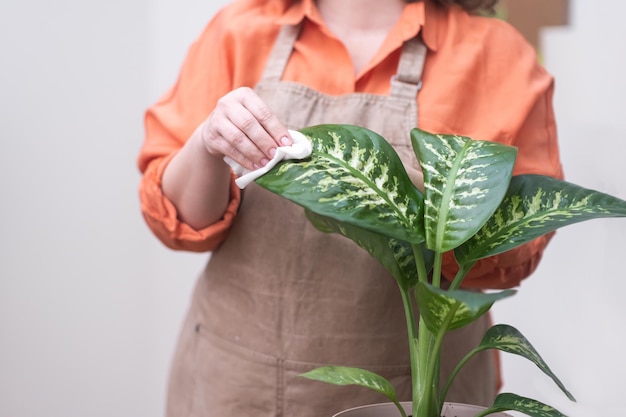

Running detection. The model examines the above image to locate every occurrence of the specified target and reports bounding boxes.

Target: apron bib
[166,24,497,417]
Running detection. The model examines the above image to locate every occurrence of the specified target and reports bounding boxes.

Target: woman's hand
[161,87,291,230]
[198,87,292,171]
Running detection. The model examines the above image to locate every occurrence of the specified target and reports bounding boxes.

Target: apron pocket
[187,323,281,417]
[282,359,412,417]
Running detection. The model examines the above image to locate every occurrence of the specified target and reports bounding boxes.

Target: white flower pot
[332,401,513,417]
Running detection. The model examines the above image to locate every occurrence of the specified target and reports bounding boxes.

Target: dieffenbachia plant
[256,124,626,417]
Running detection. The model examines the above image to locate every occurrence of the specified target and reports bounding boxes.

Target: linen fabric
[138,0,563,289]
[165,22,498,417]
[138,1,565,416]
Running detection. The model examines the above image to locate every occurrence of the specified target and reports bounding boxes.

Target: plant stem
[420,302,460,417]
[432,252,442,288]
[399,286,419,416]
[449,261,475,290]
[412,244,430,285]
[440,347,483,402]
[410,244,430,417]
[414,316,436,417]
[392,400,409,417]
[472,408,503,417]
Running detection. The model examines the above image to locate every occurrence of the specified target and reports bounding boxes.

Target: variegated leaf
[478,393,568,417]
[415,283,515,333]
[257,125,425,243]
[305,210,434,290]
[478,325,575,401]
[300,366,398,403]
[410,129,517,253]
[455,174,626,264]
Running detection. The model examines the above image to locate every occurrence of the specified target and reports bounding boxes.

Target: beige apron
[166,24,497,417]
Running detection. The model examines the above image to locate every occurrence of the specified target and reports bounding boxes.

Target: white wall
[0,1,225,416]
[0,1,623,417]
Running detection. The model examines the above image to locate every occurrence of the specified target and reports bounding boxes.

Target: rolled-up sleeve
[137,8,242,252]
[139,154,241,252]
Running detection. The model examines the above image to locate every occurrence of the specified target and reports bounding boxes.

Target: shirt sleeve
[137,9,242,252]
[139,154,242,252]
[441,77,564,289]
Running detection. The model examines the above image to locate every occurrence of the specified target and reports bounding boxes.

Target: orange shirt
[138,0,563,289]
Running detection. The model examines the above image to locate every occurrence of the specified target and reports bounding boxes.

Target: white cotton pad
[223,130,312,189]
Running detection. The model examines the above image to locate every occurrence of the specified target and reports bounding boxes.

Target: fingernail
[261,158,270,166]
[269,148,276,157]
[253,163,260,170]
[281,136,291,145]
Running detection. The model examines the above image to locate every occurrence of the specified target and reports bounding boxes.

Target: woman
[138,0,564,416]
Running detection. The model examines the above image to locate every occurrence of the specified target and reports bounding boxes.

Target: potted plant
[255,124,626,417]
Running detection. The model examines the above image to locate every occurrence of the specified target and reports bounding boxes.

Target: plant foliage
[256,124,626,417]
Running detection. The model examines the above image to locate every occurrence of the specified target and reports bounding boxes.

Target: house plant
[255,124,626,417]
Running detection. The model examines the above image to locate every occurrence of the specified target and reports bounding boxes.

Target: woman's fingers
[239,88,292,149]
[201,87,292,171]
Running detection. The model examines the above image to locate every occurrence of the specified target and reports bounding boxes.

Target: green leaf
[300,366,398,403]
[257,125,425,243]
[456,174,626,264]
[415,283,516,333]
[305,210,434,290]
[477,325,575,401]
[411,129,517,252]
[478,393,568,417]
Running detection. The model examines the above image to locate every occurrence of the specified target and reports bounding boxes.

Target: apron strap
[390,36,427,100]
[261,23,427,101]
[259,24,302,83]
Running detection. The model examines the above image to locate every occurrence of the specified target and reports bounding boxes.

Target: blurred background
[0,1,624,416]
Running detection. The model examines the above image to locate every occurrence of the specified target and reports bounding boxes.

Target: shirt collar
[276,0,312,26]
[276,0,440,52]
